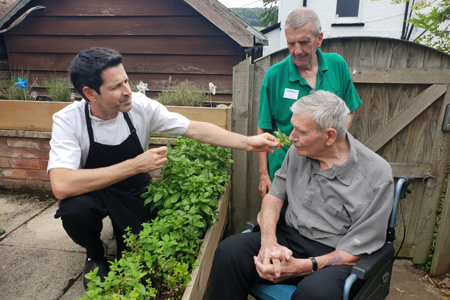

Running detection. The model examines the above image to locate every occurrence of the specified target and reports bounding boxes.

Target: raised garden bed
[0,100,231,132]
[182,181,230,300]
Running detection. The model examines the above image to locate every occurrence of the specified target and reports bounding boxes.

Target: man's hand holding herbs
[245,133,281,154]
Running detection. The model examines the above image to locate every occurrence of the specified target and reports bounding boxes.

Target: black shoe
[83,256,110,289]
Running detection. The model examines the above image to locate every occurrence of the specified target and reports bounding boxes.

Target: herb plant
[158,83,207,107]
[274,128,292,146]
[80,137,233,300]
[45,73,73,102]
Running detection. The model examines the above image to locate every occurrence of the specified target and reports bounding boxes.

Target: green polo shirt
[258,48,362,180]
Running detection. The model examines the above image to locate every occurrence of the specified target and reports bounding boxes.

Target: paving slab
[0,246,85,300]
[0,190,56,239]
[0,192,119,300]
[1,201,116,256]
[59,276,87,300]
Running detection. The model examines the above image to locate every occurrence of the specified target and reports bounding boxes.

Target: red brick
[0,158,9,168]
[22,149,50,159]
[0,148,50,159]
[0,179,52,192]
[39,139,51,150]
[7,138,40,149]
[0,137,6,146]
[1,169,27,179]
[9,158,41,170]
[0,147,23,158]
[40,160,49,170]
[26,170,50,181]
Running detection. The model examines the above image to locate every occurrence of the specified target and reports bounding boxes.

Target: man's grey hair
[291,90,350,138]
[285,8,321,38]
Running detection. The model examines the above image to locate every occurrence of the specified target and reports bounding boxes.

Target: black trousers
[210,226,361,300]
[54,192,126,261]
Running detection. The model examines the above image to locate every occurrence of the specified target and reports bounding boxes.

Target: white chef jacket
[47,92,190,171]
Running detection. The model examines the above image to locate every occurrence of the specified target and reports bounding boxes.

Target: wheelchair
[243,177,414,300]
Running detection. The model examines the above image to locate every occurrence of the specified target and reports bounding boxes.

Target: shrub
[80,137,233,300]
[158,83,207,107]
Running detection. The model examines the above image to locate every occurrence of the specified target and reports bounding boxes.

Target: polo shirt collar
[308,133,357,186]
[288,48,329,84]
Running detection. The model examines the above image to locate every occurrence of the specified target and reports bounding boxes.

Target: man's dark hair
[68,47,124,101]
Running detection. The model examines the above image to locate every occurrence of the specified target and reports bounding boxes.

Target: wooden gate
[231,37,450,277]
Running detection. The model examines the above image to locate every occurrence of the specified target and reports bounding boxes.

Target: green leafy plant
[158,83,207,107]
[45,73,72,102]
[80,137,233,299]
[0,70,32,100]
[378,0,450,54]
[260,0,279,28]
[274,128,292,146]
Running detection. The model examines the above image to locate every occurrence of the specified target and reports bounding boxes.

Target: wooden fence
[231,37,450,277]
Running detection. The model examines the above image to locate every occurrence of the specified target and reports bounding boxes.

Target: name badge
[283,88,299,100]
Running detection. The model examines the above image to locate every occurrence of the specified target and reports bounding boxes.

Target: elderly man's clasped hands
[254,240,312,283]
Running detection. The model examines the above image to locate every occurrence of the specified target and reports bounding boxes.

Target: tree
[408,0,450,53]
[259,0,279,27]
[388,0,450,54]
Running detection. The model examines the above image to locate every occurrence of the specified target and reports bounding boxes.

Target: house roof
[261,22,281,34]
[0,0,268,47]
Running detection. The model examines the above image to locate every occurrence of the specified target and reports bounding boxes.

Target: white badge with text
[283,88,299,100]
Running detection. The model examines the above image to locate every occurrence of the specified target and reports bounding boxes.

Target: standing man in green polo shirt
[257,7,362,197]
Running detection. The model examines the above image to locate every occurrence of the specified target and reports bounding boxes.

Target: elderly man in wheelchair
[210,90,395,300]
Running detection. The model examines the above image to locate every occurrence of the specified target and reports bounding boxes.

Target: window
[336,0,360,18]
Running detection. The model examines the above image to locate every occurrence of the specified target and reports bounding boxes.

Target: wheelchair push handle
[388,177,414,230]
[398,177,414,200]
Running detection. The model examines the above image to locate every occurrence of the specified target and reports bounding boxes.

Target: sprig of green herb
[274,128,292,146]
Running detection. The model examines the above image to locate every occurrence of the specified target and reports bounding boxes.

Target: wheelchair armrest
[244,219,260,232]
[351,242,394,280]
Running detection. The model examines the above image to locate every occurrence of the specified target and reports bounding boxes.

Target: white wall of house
[263,0,423,56]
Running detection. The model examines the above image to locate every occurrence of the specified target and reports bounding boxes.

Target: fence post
[430,84,450,277]
[230,57,254,234]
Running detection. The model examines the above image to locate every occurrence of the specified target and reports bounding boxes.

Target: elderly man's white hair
[285,7,321,38]
[291,90,350,138]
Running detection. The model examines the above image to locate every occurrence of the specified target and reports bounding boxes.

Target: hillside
[229,7,264,28]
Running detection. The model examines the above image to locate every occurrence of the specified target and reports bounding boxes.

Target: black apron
[83,103,152,234]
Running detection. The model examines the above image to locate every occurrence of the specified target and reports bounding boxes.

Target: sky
[218,0,264,8]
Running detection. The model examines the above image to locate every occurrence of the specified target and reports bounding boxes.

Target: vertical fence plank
[247,56,274,225]
[430,84,450,276]
[230,57,254,234]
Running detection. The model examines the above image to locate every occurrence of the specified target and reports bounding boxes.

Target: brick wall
[0,130,52,192]
[0,130,175,193]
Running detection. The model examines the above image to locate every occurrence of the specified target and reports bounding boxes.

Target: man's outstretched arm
[183,121,280,153]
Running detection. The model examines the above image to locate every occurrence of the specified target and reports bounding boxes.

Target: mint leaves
[274,128,292,146]
[80,137,233,300]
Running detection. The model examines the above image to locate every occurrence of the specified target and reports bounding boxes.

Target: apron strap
[85,102,95,144]
[84,102,135,143]
[123,110,136,133]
